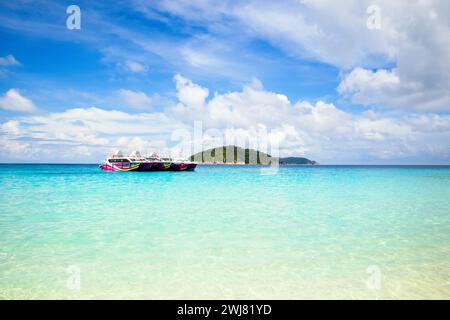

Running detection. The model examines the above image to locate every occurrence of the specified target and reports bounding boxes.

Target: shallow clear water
[0,164,449,299]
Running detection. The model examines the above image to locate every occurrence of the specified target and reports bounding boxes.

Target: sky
[0,0,449,164]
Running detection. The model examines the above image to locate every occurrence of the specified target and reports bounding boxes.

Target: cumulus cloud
[0,107,185,162]
[117,89,153,109]
[0,89,37,113]
[336,0,450,112]
[174,74,209,108]
[168,76,450,163]
[338,68,401,106]
[1,77,450,163]
[0,54,20,66]
[172,77,291,128]
[338,65,450,112]
[151,0,450,112]
[4,1,447,112]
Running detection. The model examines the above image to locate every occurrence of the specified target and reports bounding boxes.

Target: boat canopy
[110,150,124,158]
[129,150,142,158]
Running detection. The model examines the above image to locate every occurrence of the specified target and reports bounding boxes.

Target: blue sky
[0,1,339,106]
[0,1,449,163]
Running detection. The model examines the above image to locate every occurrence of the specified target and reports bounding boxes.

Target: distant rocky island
[189,146,317,165]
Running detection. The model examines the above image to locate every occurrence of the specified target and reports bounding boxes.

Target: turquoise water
[1,164,450,299]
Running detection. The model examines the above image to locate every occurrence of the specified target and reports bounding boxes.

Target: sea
[0,164,449,299]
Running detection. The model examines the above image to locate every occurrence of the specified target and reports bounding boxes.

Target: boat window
[109,158,130,163]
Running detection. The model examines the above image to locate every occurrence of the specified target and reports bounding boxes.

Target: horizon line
[1,163,450,166]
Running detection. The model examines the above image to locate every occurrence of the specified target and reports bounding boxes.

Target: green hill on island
[278,157,318,165]
[189,146,317,165]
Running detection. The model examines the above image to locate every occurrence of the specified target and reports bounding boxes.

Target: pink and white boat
[99,151,197,172]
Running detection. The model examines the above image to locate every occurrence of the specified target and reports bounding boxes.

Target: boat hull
[165,162,197,171]
[100,161,197,172]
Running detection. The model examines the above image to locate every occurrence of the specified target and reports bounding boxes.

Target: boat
[99,150,197,172]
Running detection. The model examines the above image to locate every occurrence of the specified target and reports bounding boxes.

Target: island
[189,145,317,165]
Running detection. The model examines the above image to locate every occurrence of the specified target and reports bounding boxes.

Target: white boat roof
[129,150,142,158]
[110,150,124,158]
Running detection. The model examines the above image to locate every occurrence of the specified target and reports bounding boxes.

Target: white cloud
[168,76,450,163]
[151,0,392,67]
[152,0,450,112]
[0,106,186,162]
[338,68,400,106]
[181,48,221,68]
[255,0,450,111]
[338,64,450,112]
[0,54,20,66]
[2,1,448,112]
[124,60,148,73]
[338,68,400,94]
[174,74,209,108]
[117,89,153,109]
[0,89,37,113]
[1,77,450,163]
